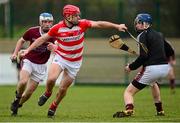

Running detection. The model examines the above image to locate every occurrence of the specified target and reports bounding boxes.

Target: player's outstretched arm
[21,34,51,56]
[90,21,127,32]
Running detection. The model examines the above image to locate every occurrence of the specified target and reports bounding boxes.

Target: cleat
[18,104,23,108]
[38,94,49,106]
[157,111,165,116]
[11,113,17,116]
[47,109,56,118]
[10,99,20,116]
[113,110,134,118]
[47,101,57,118]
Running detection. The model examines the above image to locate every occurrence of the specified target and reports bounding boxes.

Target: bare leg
[38,63,63,106]
[16,70,30,95]
[10,69,30,115]
[47,71,74,117]
[46,63,63,93]
[168,67,176,94]
[55,71,74,105]
[113,83,141,118]
[151,83,164,115]
[151,83,161,103]
[124,83,140,105]
[19,79,39,105]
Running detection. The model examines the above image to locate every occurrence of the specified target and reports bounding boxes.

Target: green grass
[0,85,180,122]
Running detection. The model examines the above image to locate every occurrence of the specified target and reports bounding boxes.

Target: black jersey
[158,32,175,60]
[129,28,168,70]
[164,40,175,61]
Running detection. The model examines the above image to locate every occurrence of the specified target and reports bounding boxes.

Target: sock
[155,102,163,112]
[15,91,21,100]
[170,79,175,89]
[125,104,134,111]
[44,90,52,97]
[49,101,58,111]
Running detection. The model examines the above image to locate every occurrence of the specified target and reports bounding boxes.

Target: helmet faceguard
[63,5,81,26]
[39,13,54,33]
[134,13,152,32]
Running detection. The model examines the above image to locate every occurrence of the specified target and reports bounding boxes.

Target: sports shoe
[113,110,134,118]
[47,108,56,118]
[157,111,165,116]
[38,94,49,106]
[18,104,23,108]
[10,99,20,116]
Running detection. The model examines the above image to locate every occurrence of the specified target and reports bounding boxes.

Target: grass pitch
[0,85,180,122]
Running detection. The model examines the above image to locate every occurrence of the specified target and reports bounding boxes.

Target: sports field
[0,85,180,122]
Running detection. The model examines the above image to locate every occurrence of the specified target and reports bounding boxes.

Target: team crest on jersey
[61,33,67,36]
[58,26,81,33]
[32,38,37,41]
[58,32,84,42]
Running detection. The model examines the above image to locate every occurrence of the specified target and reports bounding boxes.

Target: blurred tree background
[0,0,180,38]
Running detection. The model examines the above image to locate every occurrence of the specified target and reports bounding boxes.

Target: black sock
[170,79,175,89]
[15,91,21,100]
[155,102,163,112]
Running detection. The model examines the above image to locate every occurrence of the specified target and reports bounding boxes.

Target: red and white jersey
[48,19,92,62]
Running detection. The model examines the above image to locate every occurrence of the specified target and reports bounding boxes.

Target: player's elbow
[91,21,106,28]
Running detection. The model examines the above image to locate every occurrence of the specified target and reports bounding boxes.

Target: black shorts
[131,80,147,90]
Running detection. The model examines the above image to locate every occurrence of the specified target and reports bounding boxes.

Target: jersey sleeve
[159,32,175,59]
[48,24,59,37]
[79,19,92,31]
[164,40,175,59]
[22,29,31,41]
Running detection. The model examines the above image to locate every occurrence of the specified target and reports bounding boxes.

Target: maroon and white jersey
[48,19,92,62]
[23,26,55,64]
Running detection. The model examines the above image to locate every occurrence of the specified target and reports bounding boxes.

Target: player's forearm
[14,38,25,55]
[129,55,147,70]
[27,36,46,52]
[96,21,119,29]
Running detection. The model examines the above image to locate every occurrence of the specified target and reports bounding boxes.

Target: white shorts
[135,64,170,86]
[22,59,47,83]
[52,54,82,79]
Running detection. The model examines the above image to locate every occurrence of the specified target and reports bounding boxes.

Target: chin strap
[135,22,151,33]
[63,16,79,28]
[143,22,151,29]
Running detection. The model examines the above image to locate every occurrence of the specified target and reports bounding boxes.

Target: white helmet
[39,12,53,22]
[39,13,54,33]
